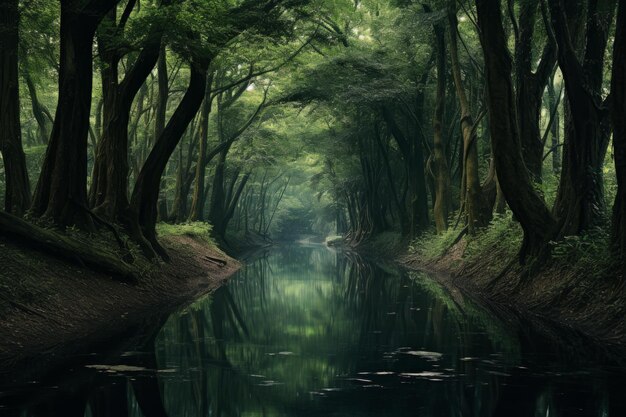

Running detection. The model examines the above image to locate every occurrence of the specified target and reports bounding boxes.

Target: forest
[0,0,625,415]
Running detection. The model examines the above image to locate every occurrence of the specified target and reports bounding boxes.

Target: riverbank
[0,224,239,370]
[396,216,626,349]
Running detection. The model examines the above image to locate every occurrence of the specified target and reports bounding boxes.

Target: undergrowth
[409,227,460,260]
[409,211,616,280]
[156,222,216,246]
[549,226,615,280]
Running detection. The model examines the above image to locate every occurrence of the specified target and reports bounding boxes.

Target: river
[1,244,625,416]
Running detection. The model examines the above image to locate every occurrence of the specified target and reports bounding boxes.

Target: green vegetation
[0,0,625,382]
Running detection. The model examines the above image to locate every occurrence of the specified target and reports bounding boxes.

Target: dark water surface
[1,244,625,416]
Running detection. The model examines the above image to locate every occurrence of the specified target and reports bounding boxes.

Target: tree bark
[431,6,451,233]
[129,58,209,259]
[447,0,491,234]
[208,144,232,239]
[0,0,31,216]
[155,45,169,221]
[547,72,561,174]
[611,1,626,265]
[514,0,557,183]
[189,75,214,221]
[23,68,51,145]
[476,0,557,262]
[31,0,118,229]
[90,3,163,221]
[549,0,616,236]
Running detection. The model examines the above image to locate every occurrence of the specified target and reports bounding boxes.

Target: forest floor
[0,227,239,372]
[394,222,626,351]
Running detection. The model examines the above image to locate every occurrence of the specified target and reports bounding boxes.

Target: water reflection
[1,244,625,416]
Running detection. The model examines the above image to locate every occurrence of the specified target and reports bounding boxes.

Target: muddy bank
[399,238,626,350]
[0,234,239,372]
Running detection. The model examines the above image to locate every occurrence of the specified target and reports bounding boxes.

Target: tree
[31,0,119,229]
[447,0,491,234]
[548,0,616,237]
[129,0,302,258]
[611,1,625,267]
[89,0,168,221]
[0,0,31,215]
[476,0,557,262]
[513,0,557,182]
[429,3,451,233]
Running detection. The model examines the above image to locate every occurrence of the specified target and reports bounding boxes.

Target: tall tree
[611,1,625,267]
[447,0,491,234]
[548,0,616,236]
[476,0,557,262]
[31,0,119,229]
[89,1,167,221]
[430,4,451,233]
[130,0,298,258]
[513,0,557,182]
[188,75,215,222]
[0,0,31,215]
[130,52,210,259]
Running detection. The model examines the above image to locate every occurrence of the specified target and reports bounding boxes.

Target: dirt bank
[400,237,626,350]
[0,233,239,370]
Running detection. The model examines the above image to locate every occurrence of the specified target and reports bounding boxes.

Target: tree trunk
[547,73,561,174]
[549,0,615,237]
[129,58,209,259]
[476,0,557,262]
[448,1,491,234]
[0,0,31,216]
[514,0,557,183]
[90,6,163,221]
[611,1,626,265]
[208,146,230,238]
[432,7,451,233]
[23,69,51,145]
[189,76,214,221]
[31,0,117,228]
[155,45,169,222]
[220,172,250,238]
[381,107,428,237]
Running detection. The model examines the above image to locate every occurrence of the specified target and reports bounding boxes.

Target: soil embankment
[0,234,239,370]
[400,238,626,350]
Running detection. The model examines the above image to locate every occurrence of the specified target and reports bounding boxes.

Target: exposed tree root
[0,212,139,283]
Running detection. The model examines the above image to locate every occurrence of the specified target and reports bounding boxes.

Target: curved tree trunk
[23,69,51,145]
[0,0,31,216]
[90,4,164,221]
[476,0,557,263]
[448,1,491,234]
[129,59,209,259]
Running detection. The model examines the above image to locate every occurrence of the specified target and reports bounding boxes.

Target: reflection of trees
[5,319,172,417]
[5,246,625,417]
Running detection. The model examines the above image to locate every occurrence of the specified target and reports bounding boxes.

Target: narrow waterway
[2,244,625,416]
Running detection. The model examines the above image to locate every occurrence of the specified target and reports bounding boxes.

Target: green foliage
[549,226,614,279]
[409,227,462,260]
[156,222,215,245]
[464,214,523,261]
[410,214,523,269]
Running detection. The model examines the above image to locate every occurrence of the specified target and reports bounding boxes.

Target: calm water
[1,244,625,416]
